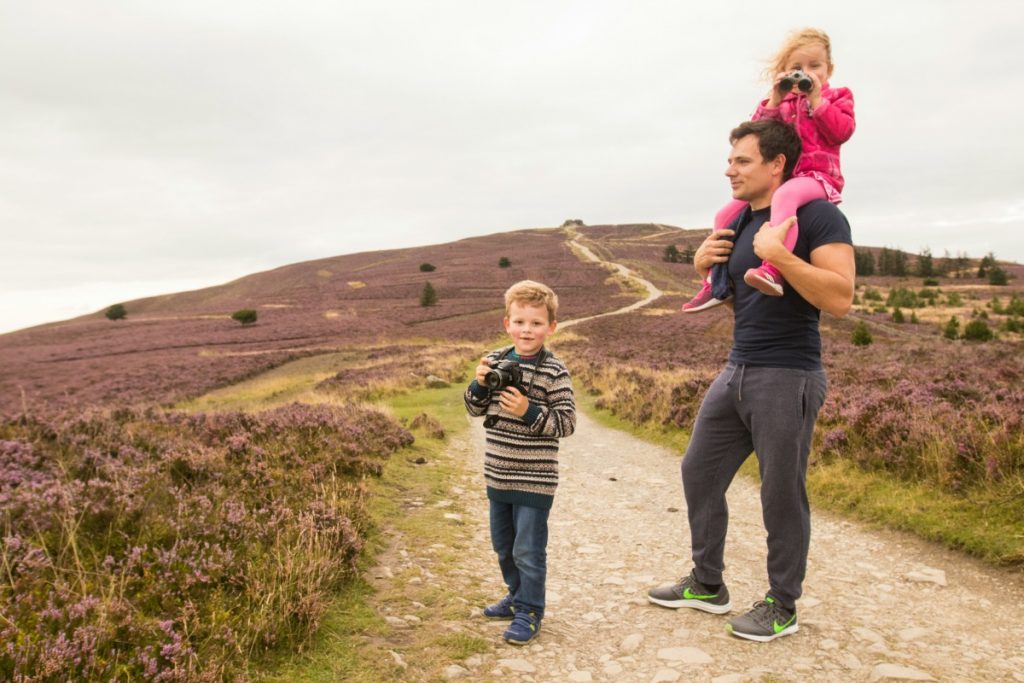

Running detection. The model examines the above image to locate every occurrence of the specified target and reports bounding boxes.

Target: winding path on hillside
[562,235,664,328]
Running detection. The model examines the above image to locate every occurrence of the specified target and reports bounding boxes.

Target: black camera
[778,69,813,93]
[483,359,523,392]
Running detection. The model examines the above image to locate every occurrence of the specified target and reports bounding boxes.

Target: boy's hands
[496,387,529,417]
[475,355,529,418]
[474,356,491,385]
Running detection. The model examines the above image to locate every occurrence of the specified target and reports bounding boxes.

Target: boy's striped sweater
[464,346,575,509]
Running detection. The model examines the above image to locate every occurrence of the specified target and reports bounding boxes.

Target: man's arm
[752,218,855,318]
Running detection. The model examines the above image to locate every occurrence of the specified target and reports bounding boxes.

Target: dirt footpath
[414,410,1024,682]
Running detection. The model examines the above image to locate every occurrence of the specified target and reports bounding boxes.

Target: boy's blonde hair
[763,27,833,81]
[504,280,559,322]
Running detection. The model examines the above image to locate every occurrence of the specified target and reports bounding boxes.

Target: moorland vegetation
[1,223,1021,679]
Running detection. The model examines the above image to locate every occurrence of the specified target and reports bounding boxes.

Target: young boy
[464,280,576,645]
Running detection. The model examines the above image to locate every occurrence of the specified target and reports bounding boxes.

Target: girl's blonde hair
[504,280,558,322]
[763,27,833,81]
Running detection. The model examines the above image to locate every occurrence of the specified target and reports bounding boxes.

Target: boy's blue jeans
[488,499,549,617]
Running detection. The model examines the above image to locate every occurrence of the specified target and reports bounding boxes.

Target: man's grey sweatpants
[681,362,828,610]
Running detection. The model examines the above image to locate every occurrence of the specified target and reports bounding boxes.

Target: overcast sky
[2,1,1022,334]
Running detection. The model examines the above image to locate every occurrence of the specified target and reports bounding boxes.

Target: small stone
[602,576,625,585]
[498,658,537,673]
[384,616,407,628]
[374,566,393,579]
[898,627,929,641]
[651,669,681,682]
[620,633,644,653]
[819,638,839,650]
[667,507,679,512]
[444,513,463,521]
[869,663,936,681]
[402,614,421,624]
[657,646,713,664]
[390,651,407,669]
[853,627,885,643]
[905,567,947,586]
[582,611,604,622]
[604,661,624,675]
[800,596,821,608]
[568,672,593,682]
[425,375,450,388]
[712,676,746,683]
[465,655,483,668]
[577,544,604,554]
[443,664,468,679]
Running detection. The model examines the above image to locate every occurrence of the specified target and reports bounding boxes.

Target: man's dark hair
[729,119,802,181]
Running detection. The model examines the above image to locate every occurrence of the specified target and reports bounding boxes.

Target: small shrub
[1002,317,1023,333]
[498,257,511,268]
[419,262,436,272]
[887,287,920,309]
[946,292,963,307]
[943,317,960,340]
[231,309,258,325]
[910,311,919,324]
[962,319,994,341]
[105,303,126,321]
[892,308,905,323]
[863,288,883,302]
[851,321,873,346]
[420,281,438,307]
[922,277,939,286]
[988,267,1008,286]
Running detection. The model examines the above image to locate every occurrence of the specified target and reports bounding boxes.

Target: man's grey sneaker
[503,610,541,645]
[726,596,798,642]
[483,594,515,619]
[647,571,732,614]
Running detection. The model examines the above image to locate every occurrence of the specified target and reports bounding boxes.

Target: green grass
[808,459,1024,566]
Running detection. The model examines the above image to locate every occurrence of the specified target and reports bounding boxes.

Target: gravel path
[420,411,1024,683]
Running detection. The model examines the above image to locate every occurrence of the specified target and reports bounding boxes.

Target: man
[648,118,854,641]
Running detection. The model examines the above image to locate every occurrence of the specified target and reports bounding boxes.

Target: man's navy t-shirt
[727,200,852,370]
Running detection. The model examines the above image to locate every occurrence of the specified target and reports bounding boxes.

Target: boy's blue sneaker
[483,594,515,619]
[502,610,541,645]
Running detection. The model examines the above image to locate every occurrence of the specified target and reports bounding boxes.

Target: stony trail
[368,240,1024,681]
[395,412,1024,682]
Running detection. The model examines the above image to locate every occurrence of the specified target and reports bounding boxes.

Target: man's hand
[752,217,796,265]
[694,228,736,279]
[496,386,529,417]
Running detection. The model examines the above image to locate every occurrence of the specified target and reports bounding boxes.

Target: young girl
[682,27,855,311]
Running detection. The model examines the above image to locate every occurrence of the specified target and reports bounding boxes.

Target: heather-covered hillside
[2,226,683,415]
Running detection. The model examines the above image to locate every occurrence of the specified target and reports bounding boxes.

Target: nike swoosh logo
[683,588,717,600]
[773,614,797,633]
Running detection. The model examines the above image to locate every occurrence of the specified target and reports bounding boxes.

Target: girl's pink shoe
[682,282,730,313]
[744,267,784,296]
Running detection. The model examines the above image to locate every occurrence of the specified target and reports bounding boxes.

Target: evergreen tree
[915,248,935,277]
[420,281,438,307]
[851,321,873,346]
[854,249,875,275]
[943,316,960,340]
[105,303,127,321]
[663,245,682,263]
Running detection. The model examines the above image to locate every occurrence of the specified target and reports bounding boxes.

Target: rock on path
[412,409,1024,683]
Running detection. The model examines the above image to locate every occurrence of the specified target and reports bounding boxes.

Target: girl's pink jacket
[752,84,855,202]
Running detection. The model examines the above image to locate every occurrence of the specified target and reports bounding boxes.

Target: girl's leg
[682,200,747,312]
[766,178,826,257]
[745,178,826,296]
